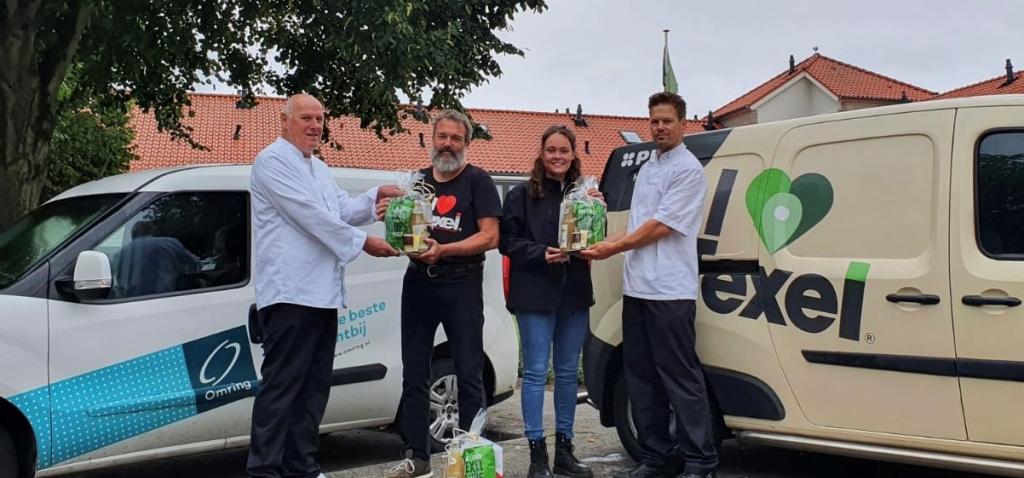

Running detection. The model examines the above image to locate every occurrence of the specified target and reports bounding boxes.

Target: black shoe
[527,438,554,478]
[552,432,593,478]
[613,463,664,478]
[676,472,716,478]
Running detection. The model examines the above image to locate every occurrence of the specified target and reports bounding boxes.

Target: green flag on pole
[662,30,678,94]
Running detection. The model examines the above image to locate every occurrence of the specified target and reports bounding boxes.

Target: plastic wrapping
[443,409,504,478]
[384,171,435,253]
[558,176,607,251]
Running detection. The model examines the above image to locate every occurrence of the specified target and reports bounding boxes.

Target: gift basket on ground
[385,172,436,254]
[558,176,607,251]
[443,409,504,478]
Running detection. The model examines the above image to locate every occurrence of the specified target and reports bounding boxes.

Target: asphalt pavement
[63,385,1000,478]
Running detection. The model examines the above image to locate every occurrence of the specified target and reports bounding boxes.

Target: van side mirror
[72,251,112,301]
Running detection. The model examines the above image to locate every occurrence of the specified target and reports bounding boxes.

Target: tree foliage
[43,66,136,201]
[0,0,546,228]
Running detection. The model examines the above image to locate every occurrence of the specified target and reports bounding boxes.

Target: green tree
[43,66,136,201]
[0,0,546,229]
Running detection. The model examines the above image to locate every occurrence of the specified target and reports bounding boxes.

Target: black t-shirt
[419,164,502,264]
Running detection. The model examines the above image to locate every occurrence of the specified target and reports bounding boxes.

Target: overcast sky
[458,0,1023,118]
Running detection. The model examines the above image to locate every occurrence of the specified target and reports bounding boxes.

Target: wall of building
[721,109,757,128]
[755,77,839,123]
[840,98,899,111]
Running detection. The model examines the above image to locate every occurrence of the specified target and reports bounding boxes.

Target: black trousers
[247,303,338,478]
[622,296,718,474]
[399,266,486,460]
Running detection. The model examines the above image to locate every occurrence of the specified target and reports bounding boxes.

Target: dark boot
[553,432,593,478]
[528,438,554,478]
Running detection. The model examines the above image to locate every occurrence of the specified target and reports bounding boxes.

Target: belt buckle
[425,265,440,278]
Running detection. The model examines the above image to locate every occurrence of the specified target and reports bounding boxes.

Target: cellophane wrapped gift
[558,176,607,251]
[443,409,504,478]
[384,171,435,254]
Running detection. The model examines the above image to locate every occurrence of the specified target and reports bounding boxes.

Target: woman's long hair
[528,125,582,199]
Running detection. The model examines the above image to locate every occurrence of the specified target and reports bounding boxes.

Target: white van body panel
[1,164,517,474]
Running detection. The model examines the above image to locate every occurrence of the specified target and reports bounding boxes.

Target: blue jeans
[517,305,589,441]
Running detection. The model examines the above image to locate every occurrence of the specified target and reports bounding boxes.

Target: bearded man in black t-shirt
[384,109,502,478]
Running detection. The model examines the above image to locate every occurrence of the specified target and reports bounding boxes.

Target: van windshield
[0,194,126,289]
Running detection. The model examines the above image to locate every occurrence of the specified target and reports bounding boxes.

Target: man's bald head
[280,94,325,157]
[282,94,322,118]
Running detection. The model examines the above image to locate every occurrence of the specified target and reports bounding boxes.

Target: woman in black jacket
[499,125,597,478]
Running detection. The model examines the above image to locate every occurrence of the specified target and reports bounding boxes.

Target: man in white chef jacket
[246,93,401,478]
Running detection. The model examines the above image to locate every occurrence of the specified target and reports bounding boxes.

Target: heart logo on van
[745,169,833,253]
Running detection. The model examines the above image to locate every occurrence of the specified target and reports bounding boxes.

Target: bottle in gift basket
[405,207,429,253]
[385,171,435,254]
[559,201,578,251]
[444,445,465,478]
[559,177,605,251]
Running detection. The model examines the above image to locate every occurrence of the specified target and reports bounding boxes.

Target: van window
[95,192,249,300]
[0,194,126,289]
[977,131,1024,258]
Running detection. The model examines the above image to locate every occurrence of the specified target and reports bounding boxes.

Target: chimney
[1006,59,1015,85]
[789,54,795,74]
[703,111,717,131]
[233,124,242,140]
[573,104,588,127]
[414,99,425,120]
[565,108,570,114]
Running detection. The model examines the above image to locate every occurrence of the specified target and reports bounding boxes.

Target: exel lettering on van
[701,167,870,341]
[702,262,871,341]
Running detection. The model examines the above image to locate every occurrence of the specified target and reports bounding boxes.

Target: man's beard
[431,147,466,174]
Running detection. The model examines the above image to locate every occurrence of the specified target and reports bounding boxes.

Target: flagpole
[662,29,678,94]
[663,29,668,90]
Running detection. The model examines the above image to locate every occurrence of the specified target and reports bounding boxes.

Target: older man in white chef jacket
[246,93,401,478]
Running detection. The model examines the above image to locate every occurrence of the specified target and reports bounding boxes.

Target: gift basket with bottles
[557,176,607,251]
[443,409,504,478]
[384,171,436,254]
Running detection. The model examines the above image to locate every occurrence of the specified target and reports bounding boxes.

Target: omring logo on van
[183,325,259,412]
[199,340,241,387]
[746,168,834,253]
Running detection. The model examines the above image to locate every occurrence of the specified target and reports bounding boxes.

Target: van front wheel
[613,374,727,464]
[612,375,644,462]
[428,359,459,453]
[0,426,17,478]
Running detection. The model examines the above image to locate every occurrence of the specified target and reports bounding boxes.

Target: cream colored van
[584,95,1024,476]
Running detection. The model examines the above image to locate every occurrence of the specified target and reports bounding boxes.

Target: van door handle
[886,293,941,305]
[962,295,1022,307]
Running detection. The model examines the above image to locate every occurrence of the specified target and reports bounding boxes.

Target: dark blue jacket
[499,178,595,312]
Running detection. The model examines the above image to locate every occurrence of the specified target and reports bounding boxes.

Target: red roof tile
[131,93,706,178]
[712,54,936,119]
[931,71,1024,100]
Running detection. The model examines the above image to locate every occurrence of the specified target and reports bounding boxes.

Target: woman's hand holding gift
[544,247,569,264]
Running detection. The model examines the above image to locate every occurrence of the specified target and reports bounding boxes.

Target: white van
[585,95,1024,476]
[0,165,519,477]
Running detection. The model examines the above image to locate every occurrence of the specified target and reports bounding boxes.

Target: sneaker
[385,449,433,478]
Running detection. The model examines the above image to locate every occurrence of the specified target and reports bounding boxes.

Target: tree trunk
[0,0,92,231]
